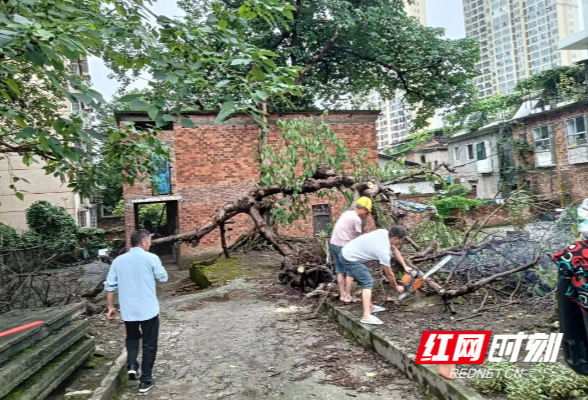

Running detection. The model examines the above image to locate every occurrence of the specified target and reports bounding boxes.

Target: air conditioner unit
[568,145,588,164]
[476,157,493,173]
[536,151,554,167]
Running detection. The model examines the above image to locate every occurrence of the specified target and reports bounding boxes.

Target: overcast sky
[89,0,466,100]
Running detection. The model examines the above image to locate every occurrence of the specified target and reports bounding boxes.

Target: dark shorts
[341,256,374,290]
[329,244,346,274]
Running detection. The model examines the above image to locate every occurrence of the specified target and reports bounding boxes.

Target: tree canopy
[0,0,301,198]
[180,0,480,129]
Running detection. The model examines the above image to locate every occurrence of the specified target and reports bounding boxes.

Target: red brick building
[116,110,379,261]
[511,100,588,204]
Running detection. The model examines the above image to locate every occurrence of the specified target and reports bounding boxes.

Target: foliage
[411,220,464,249]
[474,362,588,400]
[26,201,77,237]
[506,191,533,230]
[385,129,436,156]
[77,227,108,249]
[443,93,522,133]
[112,200,167,230]
[0,0,302,199]
[515,65,586,100]
[0,223,21,251]
[444,66,587,134]
[472,361,513,394]
[182,0,480,129]
[428,188,483,217]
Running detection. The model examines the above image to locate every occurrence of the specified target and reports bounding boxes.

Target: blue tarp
[152,156,171,195]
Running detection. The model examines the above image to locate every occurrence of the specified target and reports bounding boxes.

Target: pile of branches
[151,164,559,308]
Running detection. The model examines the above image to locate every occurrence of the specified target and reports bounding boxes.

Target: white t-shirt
[342,229,393,267]
[330,210,362,247]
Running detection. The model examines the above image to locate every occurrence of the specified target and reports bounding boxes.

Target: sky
[89,0,467,100]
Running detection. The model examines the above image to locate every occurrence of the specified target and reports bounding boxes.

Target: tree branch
[296,29,339,85]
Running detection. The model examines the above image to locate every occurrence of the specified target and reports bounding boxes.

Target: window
[77,211,87,227]
[90,207,97,228]
[476,142,487,160]
[533,125,551,151]
[453,147,460,161]
[565,116,587,147]
[467,144,475,160]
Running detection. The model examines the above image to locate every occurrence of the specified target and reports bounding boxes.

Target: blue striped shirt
[104,247,168,322]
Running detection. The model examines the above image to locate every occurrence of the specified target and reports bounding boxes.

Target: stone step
[1,337,95,400]
[0,320,89,398]
[0,303,86,365]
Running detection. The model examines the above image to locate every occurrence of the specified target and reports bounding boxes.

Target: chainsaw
[398,255,452,300]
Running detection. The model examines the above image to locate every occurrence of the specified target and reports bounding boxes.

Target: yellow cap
[356,197,373,212]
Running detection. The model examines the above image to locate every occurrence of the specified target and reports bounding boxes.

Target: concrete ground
[119,279,426,400]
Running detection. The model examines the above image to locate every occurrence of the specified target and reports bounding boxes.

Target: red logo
[416,331,492,364]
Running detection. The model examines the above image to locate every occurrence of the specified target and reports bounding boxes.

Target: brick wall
[512,102,588,203]
[120,111,379,256]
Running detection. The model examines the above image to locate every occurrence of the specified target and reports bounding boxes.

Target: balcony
[476,157,493,174]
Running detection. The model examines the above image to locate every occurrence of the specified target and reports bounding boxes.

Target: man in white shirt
[329,197,372,303]
[341,226,412,325]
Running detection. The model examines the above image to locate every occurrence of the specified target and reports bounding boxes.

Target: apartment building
[0,58,101,231]
[374,0,428,150]
[464,0,583,98]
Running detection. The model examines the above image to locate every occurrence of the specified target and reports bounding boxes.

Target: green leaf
[255,91,270,101]
[16,127,37,139]
[231,58,254,66]
[118,93,143,103]
[131,99,149,110]
[167,74,179,84]
[162,114,175,122]
[180,118,195,128]
[153,70,167,80]
[251,67,265,81]
[24,47,45,66]
[48,137,64,157]
[14,14,32,25]
[0,34,13,48]
[147,106,159,120]
[215,100,236,123]
[86,129,104,140]
[216,79,231,87]
[15,192,24,201]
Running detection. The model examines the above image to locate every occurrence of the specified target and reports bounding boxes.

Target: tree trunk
[249,205,294,257]
[219,222,230,258]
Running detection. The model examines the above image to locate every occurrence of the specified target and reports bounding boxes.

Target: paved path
[119,279,425,400]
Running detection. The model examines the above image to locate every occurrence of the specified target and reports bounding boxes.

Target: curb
[89,350,127,400]
[322,303,483,400]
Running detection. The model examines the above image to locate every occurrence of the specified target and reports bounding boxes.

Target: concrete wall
[0,155,78,231]
[121,111,380,255]
[448,129,502,199]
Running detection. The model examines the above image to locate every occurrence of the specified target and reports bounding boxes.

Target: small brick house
[511,100,588,204]
[116,110,379,262]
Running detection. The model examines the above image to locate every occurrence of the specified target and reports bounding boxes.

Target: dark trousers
[124,315,159,383]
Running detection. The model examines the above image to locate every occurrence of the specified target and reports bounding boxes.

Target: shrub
[430,196,484,217]
[26,200,77,236]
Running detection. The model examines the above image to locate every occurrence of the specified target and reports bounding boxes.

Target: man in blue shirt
[105,229,168,393]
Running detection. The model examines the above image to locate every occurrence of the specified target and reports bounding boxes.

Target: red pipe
[0,321,44,338]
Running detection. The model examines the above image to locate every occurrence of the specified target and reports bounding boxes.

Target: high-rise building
[464,0,583,98]
[374,0,428,150]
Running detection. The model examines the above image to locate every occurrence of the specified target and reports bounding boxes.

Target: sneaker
[139,381,155,393]
[128,369,138,381]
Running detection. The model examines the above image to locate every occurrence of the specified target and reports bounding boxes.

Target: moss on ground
[192,256,263,286]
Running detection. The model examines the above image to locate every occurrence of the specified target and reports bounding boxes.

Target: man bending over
[341,226,412,325]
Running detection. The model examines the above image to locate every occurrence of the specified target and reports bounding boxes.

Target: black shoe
[139,380,155,393]
[128,369,138,381]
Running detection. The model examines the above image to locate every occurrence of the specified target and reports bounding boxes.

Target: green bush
[472,362,588,400]
[26,200,77,236]
[112,200,167,229]
[430,196,484,217]
[0,223,22,251]
[77,227,108,249]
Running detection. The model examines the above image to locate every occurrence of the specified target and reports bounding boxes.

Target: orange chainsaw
[398,255,452,300]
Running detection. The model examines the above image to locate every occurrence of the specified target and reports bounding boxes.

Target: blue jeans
[341,257,374,290]
[329,244,346,274]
